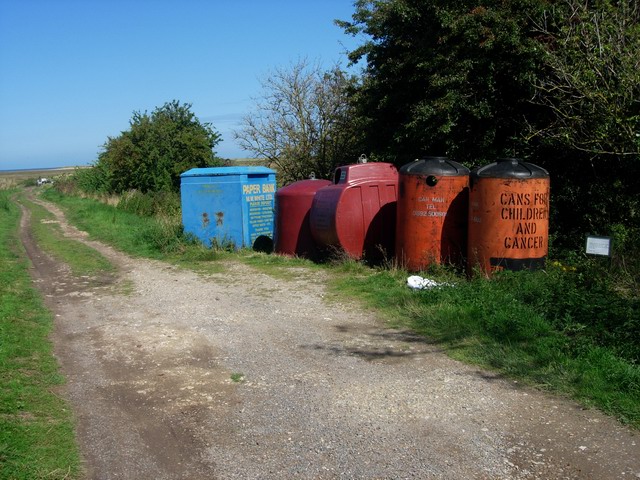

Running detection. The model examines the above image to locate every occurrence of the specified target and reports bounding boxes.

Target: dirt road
[18,195,640,479]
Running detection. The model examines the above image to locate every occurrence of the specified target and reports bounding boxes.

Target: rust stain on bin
[395,157,469,271]
[215,212,224,226]
[468,158,550,275]
[201,212,210,228]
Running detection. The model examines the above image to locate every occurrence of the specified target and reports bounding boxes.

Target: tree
[528,0,640,158]
[337,0,548,165]
[235,60,361,184]
[97,101,222,193]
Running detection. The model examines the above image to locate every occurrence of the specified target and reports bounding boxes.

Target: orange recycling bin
[395,157,469,271]
[310,162,398,261]
[468,158,550,275]
[274,178,332,258]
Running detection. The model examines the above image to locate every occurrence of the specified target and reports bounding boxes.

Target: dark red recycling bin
[309,162,398,260]
[274,178,332,258]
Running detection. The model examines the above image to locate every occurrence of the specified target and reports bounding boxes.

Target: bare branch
[234,59,359,183]
[529,0,640,157]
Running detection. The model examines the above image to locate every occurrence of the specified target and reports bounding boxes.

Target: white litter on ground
[406,275,452,290]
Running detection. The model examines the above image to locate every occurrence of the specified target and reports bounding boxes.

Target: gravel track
[18,194,640,479]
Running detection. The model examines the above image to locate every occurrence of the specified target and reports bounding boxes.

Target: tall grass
[117,189,181,218]
[0,190,82,479]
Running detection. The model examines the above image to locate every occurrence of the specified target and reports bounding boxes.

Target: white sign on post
[585,235,612,256]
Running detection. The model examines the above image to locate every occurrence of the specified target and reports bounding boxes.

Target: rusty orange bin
[467,158,550,275]
[274,178,332,258]
[310,162,398,261]
[396,157,469,271]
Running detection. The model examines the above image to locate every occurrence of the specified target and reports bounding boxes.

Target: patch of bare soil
[18,194,640,479]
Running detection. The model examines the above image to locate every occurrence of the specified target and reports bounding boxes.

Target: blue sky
[0,0,361,170]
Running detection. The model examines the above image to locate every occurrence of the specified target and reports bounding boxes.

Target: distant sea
[0,166,78,173]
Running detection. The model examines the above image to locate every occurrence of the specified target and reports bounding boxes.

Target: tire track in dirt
[18,194,233,479]
[18,192,640,479]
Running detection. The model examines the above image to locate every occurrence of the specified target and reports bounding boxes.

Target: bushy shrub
[97,101,222,194]
[73,165,110,194]
[138,216,185,254]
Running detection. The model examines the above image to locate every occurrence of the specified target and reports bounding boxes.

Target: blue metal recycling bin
[180,166,277,248]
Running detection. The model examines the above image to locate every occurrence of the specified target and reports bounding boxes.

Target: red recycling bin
[395,157,469,271]
[274,178,332,258]
[309,162,398,260]
[468,158,550,275]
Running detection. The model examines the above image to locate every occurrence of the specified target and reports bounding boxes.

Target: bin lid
[181,166,275,177]
[471,158,548,179]
[333,162,398,184]
[399,157,469,176]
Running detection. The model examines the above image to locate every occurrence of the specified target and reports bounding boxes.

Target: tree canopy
[96,101,222,193]
[337,0,550,164]
[339,0,639,161]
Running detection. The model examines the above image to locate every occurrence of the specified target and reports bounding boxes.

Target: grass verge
[0,190,82,479]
